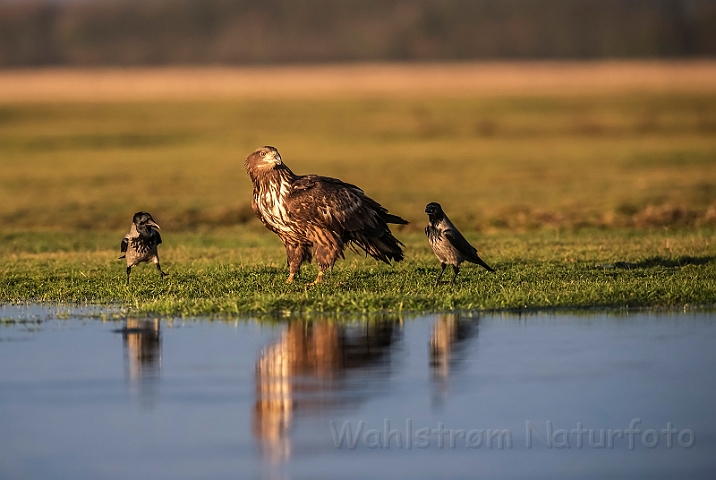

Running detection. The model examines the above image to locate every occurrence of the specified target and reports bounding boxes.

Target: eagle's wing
[288,175,406,264]
[288,175,387,235]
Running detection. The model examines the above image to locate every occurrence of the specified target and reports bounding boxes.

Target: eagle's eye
[260,151,266,157]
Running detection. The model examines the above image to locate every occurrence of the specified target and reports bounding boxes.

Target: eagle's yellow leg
[286,273,295,284]
[312,271,324,285]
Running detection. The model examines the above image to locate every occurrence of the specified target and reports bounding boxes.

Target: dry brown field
[1,61,715,232]
[1,61,716,102]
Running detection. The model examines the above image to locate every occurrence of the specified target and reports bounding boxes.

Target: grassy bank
[1,65,715,314]
[1,92,715,232]
[1,229,713,315]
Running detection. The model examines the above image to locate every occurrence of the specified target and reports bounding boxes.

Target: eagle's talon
[312,272,324,285]
[286,273,295,284]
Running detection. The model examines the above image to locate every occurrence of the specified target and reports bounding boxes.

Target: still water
[1,306,715,479]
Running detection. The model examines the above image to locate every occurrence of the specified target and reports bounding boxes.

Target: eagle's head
[245,146,283,174]
[424,202,444,222]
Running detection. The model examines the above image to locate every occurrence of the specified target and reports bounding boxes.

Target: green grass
[1,93,715,231]
[1,87,716,314]
[1,228,714,315]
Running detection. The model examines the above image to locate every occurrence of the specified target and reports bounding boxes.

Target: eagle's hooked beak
[147,220,161,230]
[269,153,282,165]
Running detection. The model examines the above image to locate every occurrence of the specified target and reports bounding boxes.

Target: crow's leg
[126,266,132,285]
[156,263,167,279]
[153,257,167,279]
[451,265,460,283]
[435,263,447,286]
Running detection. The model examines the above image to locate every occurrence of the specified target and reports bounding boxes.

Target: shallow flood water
[1,306,715,480]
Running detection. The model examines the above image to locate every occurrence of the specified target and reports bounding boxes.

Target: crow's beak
[147,220,161,230]
[424,207,431,213]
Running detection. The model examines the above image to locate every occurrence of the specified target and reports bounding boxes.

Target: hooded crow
[119,211,166,284]
[424,202,494,284]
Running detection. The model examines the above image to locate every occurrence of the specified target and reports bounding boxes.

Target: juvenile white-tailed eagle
[245,146,408,283]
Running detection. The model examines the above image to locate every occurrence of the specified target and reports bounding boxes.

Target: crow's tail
[473,255,495,272]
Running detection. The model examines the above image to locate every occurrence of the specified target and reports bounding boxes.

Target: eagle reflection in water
[429,314,479,408]
[121,318,161,408]
[253,318,401,462]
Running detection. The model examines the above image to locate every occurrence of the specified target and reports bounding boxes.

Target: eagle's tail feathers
[381,213,409,225]
[350,231,404,264]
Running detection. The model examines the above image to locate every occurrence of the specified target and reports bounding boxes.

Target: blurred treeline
[1,0,715,66]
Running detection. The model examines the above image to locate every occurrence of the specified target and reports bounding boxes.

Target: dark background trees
[1,0,715,66]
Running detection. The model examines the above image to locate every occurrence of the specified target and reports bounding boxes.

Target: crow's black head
[425,202,444,222]
[132,211,161,234]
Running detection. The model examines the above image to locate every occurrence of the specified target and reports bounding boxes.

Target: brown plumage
[245,146,408,283]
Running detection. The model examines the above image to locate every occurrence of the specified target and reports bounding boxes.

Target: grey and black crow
[424,202,494,284]
[119,212,166,284]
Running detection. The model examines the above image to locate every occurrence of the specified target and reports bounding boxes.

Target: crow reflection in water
[430,314,479,408]
[119,318,161,409]
[253,318,401,462]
